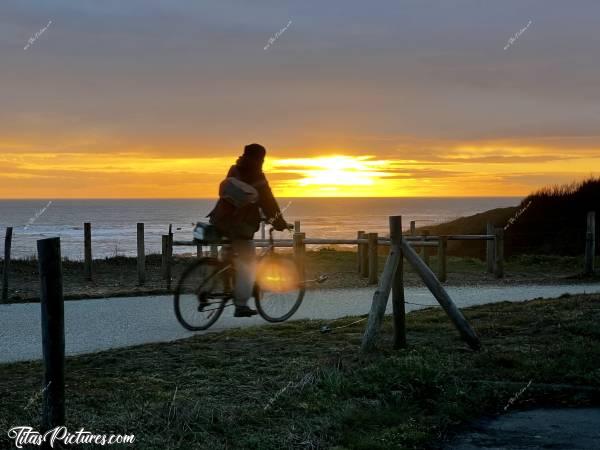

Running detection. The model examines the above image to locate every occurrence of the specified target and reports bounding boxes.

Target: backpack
[219,177,259,208]
[209,176,262,239]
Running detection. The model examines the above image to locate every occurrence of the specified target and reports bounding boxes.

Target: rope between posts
[403,300,600,314]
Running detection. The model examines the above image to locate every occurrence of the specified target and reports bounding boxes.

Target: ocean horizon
[0,197,521,260]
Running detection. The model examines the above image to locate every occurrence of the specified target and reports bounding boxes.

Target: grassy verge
[2,294,600,449]
[3,250,596,303]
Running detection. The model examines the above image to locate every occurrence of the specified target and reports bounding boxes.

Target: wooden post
[361,217,403,352]
[423,230,430,264]
[37,237,65,432]
[368,232,378,285]
[360,233,369,278]
[584,211,596,275]
[84,222,92,280]
[390,217,406,349]
[161,235,169,279]
[410,221,416,236]
[294,220,301,233]
[486,222,495,273]
[401,239,480,350]
[2,227,13,302]
[438,236,448,283]
[210,244,218,258]
[196,243,203,259]
[137,223,145,285]
[357,231,365,274]
[167,233,173,289]
[494,227,505,278]
[260,221,266,240]
[293,232,306,279]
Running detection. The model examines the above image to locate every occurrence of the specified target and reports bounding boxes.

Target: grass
[305,249,596,287]
[2,249,596,304]
[2,294,600,449]
[421,177,600,258]
[506,177,599,256]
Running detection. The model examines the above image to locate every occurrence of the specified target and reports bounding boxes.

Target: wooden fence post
[137,223,145,285]
[584,211,596,275]
[360,233,369,278]
[161,235,169,279]
[410,221,416,236]
[357,231,365,273]
[438,236,447,283]
[362,216,402,352]
[390,217,406,349]
[294,220,301,233]
[2,227,13,302]
[400,238,480,350]
[486,223,495,273]
[368,232,378,285]
[167,233,173,289]
[84,222,92,280]
[37,237,65,432]
[260,222,266,240]
[494,228,504,279]
[293,232,306,279]
[196,243,203,259]
[423,230,430,264]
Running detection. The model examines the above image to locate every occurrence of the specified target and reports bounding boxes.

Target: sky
[1,0,599,198]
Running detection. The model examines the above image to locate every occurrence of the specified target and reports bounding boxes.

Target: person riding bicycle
[208,143,292,317]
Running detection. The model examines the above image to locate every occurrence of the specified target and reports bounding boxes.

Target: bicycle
[174,221,307,331]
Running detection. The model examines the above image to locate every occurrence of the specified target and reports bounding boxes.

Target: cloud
[2,1,600,196]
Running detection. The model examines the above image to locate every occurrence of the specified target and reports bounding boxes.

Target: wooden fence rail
[0,221,505,301]
[174,232,502,284]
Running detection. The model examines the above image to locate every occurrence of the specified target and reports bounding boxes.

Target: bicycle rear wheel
[255,258,305,322]
[174,258,230,331]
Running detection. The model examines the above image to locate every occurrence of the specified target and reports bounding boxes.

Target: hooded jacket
[208,156,284,239]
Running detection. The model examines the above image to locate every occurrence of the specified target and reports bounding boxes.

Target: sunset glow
[2,1,599,198]
[1,144,598,198]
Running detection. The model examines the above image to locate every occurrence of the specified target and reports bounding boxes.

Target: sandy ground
[2,283,599,364]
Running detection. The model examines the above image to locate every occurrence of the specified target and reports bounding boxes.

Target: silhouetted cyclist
[208,143,292,317]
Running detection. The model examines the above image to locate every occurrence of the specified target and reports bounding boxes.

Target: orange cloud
[1,141,599,198]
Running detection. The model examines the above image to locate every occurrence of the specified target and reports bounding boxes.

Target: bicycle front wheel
[174,258,230,331]
[255,258,305,322]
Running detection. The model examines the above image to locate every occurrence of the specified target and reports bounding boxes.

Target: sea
[0,198,520,260]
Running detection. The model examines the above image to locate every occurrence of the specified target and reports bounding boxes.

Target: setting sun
[272,155,388,186]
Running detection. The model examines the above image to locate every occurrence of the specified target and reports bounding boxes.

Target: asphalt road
[444,408,600,449]
[1,283,599,363]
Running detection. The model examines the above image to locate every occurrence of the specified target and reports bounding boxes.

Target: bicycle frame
[196,223,323,295]
[195,224,282,296]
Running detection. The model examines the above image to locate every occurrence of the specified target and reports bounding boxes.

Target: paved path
[444,408,600,449]
[1,283,599,363]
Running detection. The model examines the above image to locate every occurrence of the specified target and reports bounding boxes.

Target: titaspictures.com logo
[7,426,135,448]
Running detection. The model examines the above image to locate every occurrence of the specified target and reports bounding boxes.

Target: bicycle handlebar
[267,223,294,245]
